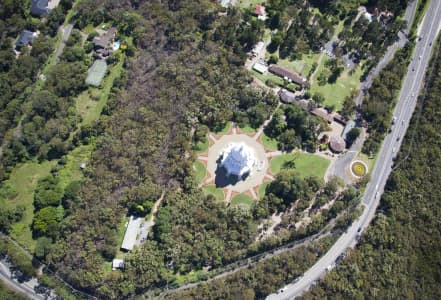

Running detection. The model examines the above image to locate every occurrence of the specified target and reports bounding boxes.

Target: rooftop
[16,30,37,49]
[255,5,266,16]
[30,0,51,17]
[311,107,333,123]
[121,216,142,251]
[329,136,346,153]
[92,27,117,49]
[268,65,307,86]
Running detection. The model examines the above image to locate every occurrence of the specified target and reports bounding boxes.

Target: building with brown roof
[311,107,333,123]
[329,136,346,153]
[93,27,117,50]
[268,65,307,86]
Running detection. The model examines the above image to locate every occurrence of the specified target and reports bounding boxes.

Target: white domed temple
[220,142,257,179]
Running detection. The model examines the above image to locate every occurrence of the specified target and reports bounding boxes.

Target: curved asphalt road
[267,1,441,299]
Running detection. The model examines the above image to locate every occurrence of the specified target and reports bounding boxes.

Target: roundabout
[350,160,368,177]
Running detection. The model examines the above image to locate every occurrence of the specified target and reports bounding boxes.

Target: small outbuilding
[112,259,124,270]
[253,62,268,74]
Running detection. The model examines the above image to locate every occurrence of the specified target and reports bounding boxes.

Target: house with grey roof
[16,30,37,50]
[31,0,51,17]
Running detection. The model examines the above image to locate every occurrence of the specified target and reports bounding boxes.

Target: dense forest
[0,0,425,299]
[301,37,441,299]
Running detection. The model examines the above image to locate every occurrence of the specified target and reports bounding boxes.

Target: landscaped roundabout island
[351,160,368,177]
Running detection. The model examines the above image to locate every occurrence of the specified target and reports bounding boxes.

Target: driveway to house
[355,0,418,106]
[53,23,73,64]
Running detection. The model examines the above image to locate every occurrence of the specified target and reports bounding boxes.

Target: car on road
[396,135,401,141]
[392,116,397,124]
[392,147,396,153]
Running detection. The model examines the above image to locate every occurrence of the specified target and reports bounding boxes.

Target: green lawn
[194,161,206,183]
[193,138,209,153]
[310,57,363,111]
[279,52,321,78]
[252,70,285,87]
[57,144,93,189]
[0,161,56,251]
[259,182,270,199]
[203,185,224,201]
[356,152,377,175]
[231,194,254,208]
[77,58,124,126]
[238,124,257,134]
[261,133,278,151]
[269,152,330,179]
[213,121,232,135]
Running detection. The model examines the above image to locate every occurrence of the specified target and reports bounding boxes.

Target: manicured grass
[279,52,321,78]
[269,152,330,179]
[194,161,206,183]
[238,124,257,134]
[259,182,270,199]
[261,133,278,151]
[310,58,363,111]
[82,24,96,35]
[252,69,285,87]
[356,152,376,174]
[351,161,367,177]
[77,58,124,126]
[203,185,224,202]
[193,138,209,153]
[0,161,56,251]
[231,194,254,208]
[213,121,232,135]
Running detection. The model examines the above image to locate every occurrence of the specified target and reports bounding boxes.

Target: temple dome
[220,142,256,178]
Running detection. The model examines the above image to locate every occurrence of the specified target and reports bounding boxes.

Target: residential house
[311,107,333,123]
[278,89,297,104]
[92,27,117,58]
[16,30,37,50]
[255,5,267,20]
[268,65,307,86]
[30,0,51,17]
